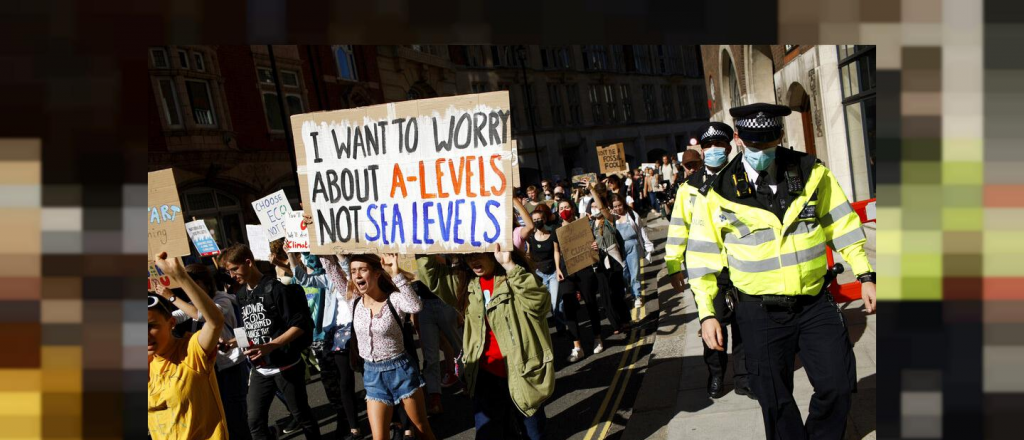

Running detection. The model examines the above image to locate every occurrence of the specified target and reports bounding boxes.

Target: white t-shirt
[660,164,675,182]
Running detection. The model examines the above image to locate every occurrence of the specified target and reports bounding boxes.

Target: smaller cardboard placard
[555,218,599,276]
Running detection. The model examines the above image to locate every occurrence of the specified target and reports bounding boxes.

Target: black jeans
[328,349,362,433]
[217,363,252,440]
[247,363,322,440]
[560,270,604,343]
[472,370,546,440]
[735,292,856,440]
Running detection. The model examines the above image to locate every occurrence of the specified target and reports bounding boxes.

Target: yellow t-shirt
[148,332,228,440]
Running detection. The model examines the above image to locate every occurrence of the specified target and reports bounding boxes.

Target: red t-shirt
[478,276,507,378]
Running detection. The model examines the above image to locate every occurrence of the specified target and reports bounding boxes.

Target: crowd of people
[148,160,677,439]
[148,102,875,440]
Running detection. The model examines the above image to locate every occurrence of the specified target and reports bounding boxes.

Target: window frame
[184,79,218,127]
[150,48,170,69]
[156,77,183,128]
[333,45,359,81]
[280,70,300,88]
[620,84,633,123]
[177,49,190,69]
[192,51,206,72]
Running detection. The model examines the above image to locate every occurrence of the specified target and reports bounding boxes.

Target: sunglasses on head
[148,295,172,315]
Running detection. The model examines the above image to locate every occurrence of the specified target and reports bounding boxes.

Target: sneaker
[634,297,643,309]
[593,343,604,354]
[427,393,443,415]
[281,418,301,434]
[568,347,584,363]
[441,372,459,388]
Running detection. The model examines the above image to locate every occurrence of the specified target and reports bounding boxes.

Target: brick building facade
[148,45,711,252]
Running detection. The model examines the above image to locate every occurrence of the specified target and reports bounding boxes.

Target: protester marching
[149,47,876,439]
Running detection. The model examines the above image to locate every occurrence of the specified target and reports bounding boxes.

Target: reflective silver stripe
[687,239,720,254]
[828,227,866,250]
[724,228,776,246]
[780,243,827,267]
[670,217,686,226]
[787,221,819,236]
[666,236,687,246]
[686,266,719,278]
[688,195,697,206]
[727,255,781,273]
[721,211,750,236]
[820,202,855,227]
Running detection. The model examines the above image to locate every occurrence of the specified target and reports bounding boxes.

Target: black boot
[708,374,726,399]
[733,377,757,400]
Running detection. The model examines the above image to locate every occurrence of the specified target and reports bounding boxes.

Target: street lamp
[515,45,545,181]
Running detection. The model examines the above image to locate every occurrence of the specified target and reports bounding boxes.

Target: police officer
[665,121,755,400]
[686,104,876,439]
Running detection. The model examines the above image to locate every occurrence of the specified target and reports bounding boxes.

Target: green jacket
[417,256,555,417]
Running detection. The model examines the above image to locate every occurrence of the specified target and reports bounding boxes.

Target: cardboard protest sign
[246,224,272,261]
[291,91,515,255]
[147,258,182,292]
[148,169,190,258]
[252,189,292,240]
[397,254,419,279]
[185,219,220,256]
[556,218,599,276]
[596,143,627,173]
[283,211,310,253]
[511,140,521,188]
[640,162,657,171]
[571,173,598,187]
[676,152,685,163]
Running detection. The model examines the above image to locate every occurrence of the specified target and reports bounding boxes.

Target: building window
[634,45,652,74]
[257,67,275,85]
[678,86,692,120]
[467,47,484,67]
[177,49,189,69]
[838,45,876,199]
[693,85,709,118]
[682,46,700,77]
[656,46,670,74]
[528,83,539,126]
[582,45,608,71]
[334,45,358,81]
[611,46,626,72]
[548,84,564,126]
[728,60,743,108]
[182,188,244,250]
[263,93,284,131]
[471,82,488,93]
[490,46,505,67]
[151,48,169,69]
[540,46,572,70]
[621,85,633,122]
[589,84,604,125]
[604,85,618,123]
[642,85,658,121]
[286,94,304,116]
[281,70,299,87]
[192,52,206,72]
[185,80,217,126]
[567,84,582,126]
[156,78,182,127]
[661,85,675,120]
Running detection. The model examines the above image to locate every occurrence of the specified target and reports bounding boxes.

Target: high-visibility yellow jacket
[686,148,872,321]
[664,168,718,276]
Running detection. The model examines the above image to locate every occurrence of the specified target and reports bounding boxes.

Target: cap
[698,122,734,146]
[729,103,791,143]
[682,149,702,165]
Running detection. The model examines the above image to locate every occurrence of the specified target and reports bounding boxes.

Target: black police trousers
[735,291,856,440]
[702,288,748,387]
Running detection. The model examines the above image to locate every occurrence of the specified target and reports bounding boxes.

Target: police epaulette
[785,162,804,196]
[699,173,715,195]
[732,169,753,198]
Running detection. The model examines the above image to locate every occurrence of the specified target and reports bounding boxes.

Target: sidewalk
[624,224,877,440]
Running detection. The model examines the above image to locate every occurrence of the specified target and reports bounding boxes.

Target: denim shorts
[362,353,425,406]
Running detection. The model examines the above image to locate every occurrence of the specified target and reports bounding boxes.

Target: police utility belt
[736,287,824,310]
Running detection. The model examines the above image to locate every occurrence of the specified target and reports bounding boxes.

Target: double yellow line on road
[582,256,651,440]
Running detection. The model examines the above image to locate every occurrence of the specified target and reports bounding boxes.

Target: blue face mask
[744,146,777,171]
[703,147,728,167]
